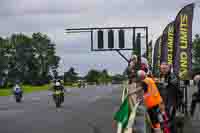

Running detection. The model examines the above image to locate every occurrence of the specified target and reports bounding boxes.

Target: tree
[30,33,60,84]
[0,33,60,85]
[64,67,78,83]
[102,69,109,77]
[9,34,34,82]
[111,74,126,84]
[84,69,113,85]
[193,34,200,73]
[0,38,8,73]
[0,38,10,87]
[123,67,129,78]
[32,33,55,78]
[85,69,101,84]
[98,69,111,84]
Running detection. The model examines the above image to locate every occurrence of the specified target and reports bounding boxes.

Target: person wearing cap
[127,56,151,105]
[127,55,138,83]
[136,70,163,133]
[123,55,143,133]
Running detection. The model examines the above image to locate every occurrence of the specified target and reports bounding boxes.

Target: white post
[124,102,140,133]
[117,123,123,133]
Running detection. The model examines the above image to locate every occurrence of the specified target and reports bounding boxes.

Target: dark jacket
[158,72,179,107]
[53,85,64,91]
[198,81,200,94]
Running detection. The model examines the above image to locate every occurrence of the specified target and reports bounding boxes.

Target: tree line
[192,34,200,74]
[0,33,60,87]
[63,67,127,85]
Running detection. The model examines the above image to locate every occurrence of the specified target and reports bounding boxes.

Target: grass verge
[0,84,50,96]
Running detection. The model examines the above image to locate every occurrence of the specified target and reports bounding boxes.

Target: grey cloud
[0,0,106,17]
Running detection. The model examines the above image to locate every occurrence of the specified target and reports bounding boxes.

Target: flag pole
[117,82,129,133]
[117,123,123,133]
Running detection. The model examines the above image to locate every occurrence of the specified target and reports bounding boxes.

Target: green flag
[114,96,130,128]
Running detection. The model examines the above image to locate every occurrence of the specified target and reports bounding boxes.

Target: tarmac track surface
[0,85,144,133]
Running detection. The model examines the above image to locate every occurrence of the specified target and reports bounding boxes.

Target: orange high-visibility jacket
[143,77,163,109]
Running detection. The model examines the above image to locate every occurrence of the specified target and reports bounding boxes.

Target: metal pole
[146,27,149,58]
[185,81,188,116]
[93,48,134,51]
[65,31,91,33]
[91,30,94,51]
[117,124,123,133]
[116,50,129,63]
[66,26,148,31]
[132,28,136,53]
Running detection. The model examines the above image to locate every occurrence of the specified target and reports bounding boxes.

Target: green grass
[0,84,50,96]
[0,89,12,96]
[22,84,50,93]
[64,83,79,88]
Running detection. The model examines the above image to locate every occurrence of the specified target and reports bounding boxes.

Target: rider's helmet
[15,80,20,85]
[136,70,146,81]
[57,79,61,83]
[55,81,61,87]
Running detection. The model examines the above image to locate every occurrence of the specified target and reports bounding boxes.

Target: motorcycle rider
[136,70,163,133]
[13,81,23,98]
[52,80,65,103]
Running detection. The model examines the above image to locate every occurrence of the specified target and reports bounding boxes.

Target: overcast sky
[0,0,200,76]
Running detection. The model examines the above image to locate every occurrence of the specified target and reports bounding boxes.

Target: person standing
[159,62,179,133]
[136,70,163,133]
[190,74,200,117]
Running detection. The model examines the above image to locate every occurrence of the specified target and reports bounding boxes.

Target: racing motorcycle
[14,89,23,103]
[53,90,63,108]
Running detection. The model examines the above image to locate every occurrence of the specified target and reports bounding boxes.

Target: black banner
[161,22,175,65]
[153,36,162,75]
[173,3,194,80]
[147,40,153,65]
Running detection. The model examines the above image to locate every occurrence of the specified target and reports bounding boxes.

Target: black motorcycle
[53,90,64,108]
[14,91,22,103]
